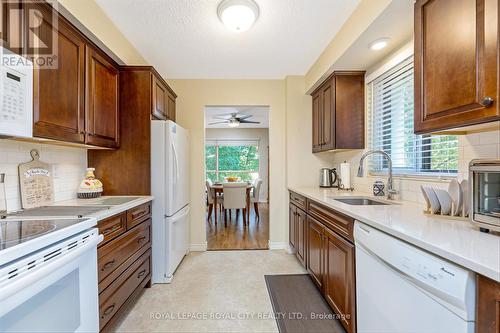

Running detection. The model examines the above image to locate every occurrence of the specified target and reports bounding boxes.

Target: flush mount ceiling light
[369,38,390,51]
[217,0,259,32]
[227,118,240,127]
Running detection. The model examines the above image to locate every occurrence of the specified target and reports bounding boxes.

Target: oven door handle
[0,234,103,303]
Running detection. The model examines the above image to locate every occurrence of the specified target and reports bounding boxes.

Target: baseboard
[190,242,207,252]
[268,241,291,251]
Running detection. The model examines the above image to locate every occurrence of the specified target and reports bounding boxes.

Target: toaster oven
[470,159,500,232]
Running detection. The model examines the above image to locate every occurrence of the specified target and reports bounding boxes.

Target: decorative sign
[18,149,54,209]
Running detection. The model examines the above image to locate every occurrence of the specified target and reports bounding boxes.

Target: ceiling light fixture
[369,38,390,51]
[228,119,240,127]
[217,0,259,32]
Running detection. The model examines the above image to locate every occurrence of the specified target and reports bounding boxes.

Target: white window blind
[367,56,458,175]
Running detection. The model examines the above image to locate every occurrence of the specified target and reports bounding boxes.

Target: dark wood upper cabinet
[324,226,356,333]
[1,0,24,54]
[414,0,500,133]
[311,71,365,153]
[152,73,177,122]
[32,3,85,144]
[85,45,120,148]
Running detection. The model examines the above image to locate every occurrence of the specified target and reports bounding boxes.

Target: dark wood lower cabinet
[98,201,152,332]
[476,274,500,333]
[289,191,356,333]
[324,226,356,333]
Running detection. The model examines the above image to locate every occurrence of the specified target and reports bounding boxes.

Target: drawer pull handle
[101,303,115,318]
[102,260,115,270]
[137,269,147,278]
[102,225,120,235]
[481,96,494,108]
[132,210,146,219]
[137,236,147,244]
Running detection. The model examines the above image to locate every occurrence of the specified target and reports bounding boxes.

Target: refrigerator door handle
[171,140,179,183]
[167,207,190,223]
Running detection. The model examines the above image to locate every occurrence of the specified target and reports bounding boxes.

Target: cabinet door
[152,76,167,120]
[335,74,365,149]
[312,91,322,152]
[324,227,356,333]
[32,4,85,143]
[1,0,24,54]
[289,204,296,250]
[167,92,176,122]
[414,0,499,133]
[85,46,120,148]
[306,215,324,290]
[476,275,500,333]
[295,208,306,267]
[320,79,335,151]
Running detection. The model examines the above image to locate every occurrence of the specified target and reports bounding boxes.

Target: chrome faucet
[357,150,398,200]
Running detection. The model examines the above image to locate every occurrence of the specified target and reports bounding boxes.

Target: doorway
[204,106,270,250]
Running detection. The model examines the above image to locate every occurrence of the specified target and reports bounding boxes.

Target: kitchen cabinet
[476,274,500,333]
[32,2,86,144]
[306,215,324,289]
[324,226,356,333]
[1,0,24,54]
[289,190,357,333]
[289,202,306,266]
[311,71,365,153]
[414,0,500,133]
[27,2,120,148]
[85,45,120,148]
[88,66,177,195]
[97,201,152,332]
[152,74,177,121]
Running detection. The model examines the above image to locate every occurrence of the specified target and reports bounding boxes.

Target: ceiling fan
[208,112,260,127]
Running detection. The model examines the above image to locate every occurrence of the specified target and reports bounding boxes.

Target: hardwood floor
[206,203,269,250]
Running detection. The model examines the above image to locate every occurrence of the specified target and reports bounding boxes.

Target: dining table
[210,183,254,223]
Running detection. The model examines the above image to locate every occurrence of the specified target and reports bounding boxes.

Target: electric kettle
[319,168,338,188]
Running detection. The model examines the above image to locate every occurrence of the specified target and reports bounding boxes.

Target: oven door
[0,229,102,333]
[471,164,500,227]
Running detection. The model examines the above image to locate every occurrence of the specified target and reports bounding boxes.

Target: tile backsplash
[0,140,87,211]
[332,128,500,205]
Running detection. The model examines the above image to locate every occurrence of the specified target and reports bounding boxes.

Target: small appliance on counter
[469,159,500,233]
[77,168,103,199]
[319,168,338,188]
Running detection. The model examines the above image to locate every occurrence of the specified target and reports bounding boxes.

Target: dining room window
[205,139,260,182]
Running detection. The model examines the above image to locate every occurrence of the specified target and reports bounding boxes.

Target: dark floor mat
[265,274,346,333]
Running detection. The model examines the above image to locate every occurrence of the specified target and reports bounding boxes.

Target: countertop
[289,187,500,282]
[54,195,154,221]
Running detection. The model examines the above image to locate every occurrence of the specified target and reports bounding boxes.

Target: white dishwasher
[354,221,476,333]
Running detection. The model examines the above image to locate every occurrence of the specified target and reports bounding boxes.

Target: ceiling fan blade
[239,120,260,124]
[237,115,253,120]
[208,121,229,125]
[213,116,232,120]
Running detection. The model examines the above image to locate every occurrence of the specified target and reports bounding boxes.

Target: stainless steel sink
[332,197,392,205]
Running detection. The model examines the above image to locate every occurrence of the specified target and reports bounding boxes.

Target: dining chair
[222,182,247,226]
[206,180,223,223]
[251,179,263,220]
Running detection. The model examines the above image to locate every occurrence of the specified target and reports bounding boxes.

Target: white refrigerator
[151,120,190,284]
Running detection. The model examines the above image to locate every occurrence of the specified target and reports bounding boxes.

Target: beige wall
[205,128,270,202]
[304,0,391,92]
[58,0,147,65]
[168,80,287,249]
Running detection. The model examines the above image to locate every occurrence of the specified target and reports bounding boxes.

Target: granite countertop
[289,186,500,282]
[54,195,154,221]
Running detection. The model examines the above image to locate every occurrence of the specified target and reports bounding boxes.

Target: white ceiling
[205,106,269,128]
[95,0,360,79]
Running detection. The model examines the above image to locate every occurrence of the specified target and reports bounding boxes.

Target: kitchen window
[205,139,260,182]
[367,56,458,176]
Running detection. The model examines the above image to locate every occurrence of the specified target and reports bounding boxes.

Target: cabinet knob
[481,97,494,108]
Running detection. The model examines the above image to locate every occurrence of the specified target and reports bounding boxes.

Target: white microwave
[0,47,33,138]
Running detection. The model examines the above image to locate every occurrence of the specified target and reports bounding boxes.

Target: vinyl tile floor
[112,250,306,332]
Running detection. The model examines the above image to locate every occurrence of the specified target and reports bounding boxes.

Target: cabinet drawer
[127,202,151,229]
[98,213,127,245]
[307,200,354,242]
[98,219,151,283]
[99,249,151,331]
[289,191,307,210]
